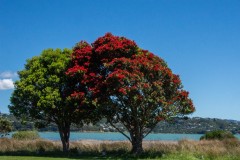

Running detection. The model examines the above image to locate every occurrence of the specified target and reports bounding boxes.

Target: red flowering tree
[67,33,195,155]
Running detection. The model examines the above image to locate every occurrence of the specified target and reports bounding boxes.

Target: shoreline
[6,132,240,141]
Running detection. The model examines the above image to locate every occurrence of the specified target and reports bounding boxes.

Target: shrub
[0,117,12,137]
[200,130,236,140]
[12,131,40,140]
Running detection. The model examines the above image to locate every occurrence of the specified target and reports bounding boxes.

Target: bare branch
[143,121,159,138]
[108,120,132,142]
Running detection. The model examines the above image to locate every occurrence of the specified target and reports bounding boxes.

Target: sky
[0,0,240,120]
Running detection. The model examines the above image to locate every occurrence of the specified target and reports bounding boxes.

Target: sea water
[7,132,240,141]
[36,132,240,141]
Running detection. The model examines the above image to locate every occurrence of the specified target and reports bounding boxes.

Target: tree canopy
[9,48,97,152]
[9,33,195,155]
[67,33,195,155]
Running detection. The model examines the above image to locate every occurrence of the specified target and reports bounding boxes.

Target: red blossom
[148,53,154,59]
[180,91,189,97]
[66,65,87,76]
[93,33,137,59]
[156,116,164,122]
[84,62,90,66]
[131,85,137,90]
[89,72,96,77]
[118,88,127,95]
[71,92,85,99]
[66,32,195,131]
[143,83,149,88]
[153,65,160,71]
[117,74,125,79]
[172,75,181,84]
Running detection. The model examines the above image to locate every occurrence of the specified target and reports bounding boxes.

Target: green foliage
[0,116,12,137]
[200,130,236,140]
[12,131,40,140]
[9,48,97,152]
[9,48,73,125]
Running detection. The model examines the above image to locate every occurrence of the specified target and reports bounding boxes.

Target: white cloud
[0,79,14,90]
[0,71,17,79]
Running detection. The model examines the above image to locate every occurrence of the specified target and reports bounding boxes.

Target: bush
[12,131,40,140]
[0,117,12,137]
[200,130,236,140]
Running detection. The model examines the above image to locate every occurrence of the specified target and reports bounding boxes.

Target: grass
[1,154,240,160]
[0,156,76,160]
[0,138,240,159]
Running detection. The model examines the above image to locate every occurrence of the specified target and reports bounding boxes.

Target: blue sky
[0,0,240,120]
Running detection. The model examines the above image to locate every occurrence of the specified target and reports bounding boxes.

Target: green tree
[200,130,236,140]
[67,33,195,155]
[9,49,96,152]
[0,114,12,137]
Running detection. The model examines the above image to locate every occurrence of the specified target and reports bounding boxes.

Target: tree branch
[108,120,132,142]
[143,121,159,138]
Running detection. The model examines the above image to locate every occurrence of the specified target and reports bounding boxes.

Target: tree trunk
[58,125,70,152]
[131,136,143,155]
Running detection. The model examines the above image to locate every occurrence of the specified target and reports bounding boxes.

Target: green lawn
[1,154,239,160]
[0,157,73,160]
[0,156,102,160]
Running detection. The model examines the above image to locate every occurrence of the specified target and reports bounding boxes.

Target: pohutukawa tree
[9,49,97,152]
[67,33,195,155]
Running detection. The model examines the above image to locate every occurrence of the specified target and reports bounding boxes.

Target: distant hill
[152,117,240,134]
[1,113,240,134]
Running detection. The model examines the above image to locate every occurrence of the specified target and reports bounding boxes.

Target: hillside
[152,117,240,134]
[1,113,240,134]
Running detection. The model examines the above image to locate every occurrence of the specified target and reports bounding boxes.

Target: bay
[7,132,240,141]
[22,132,240,141]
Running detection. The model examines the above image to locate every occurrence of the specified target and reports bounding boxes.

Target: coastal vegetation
[9,49,98,152]
[4,33,238,159]
[64,33,194,154]
[0,138,240,159]
[200,130,236,140]
[12,131,40,140]
[9,33,194,155]
[0,116,12,137]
